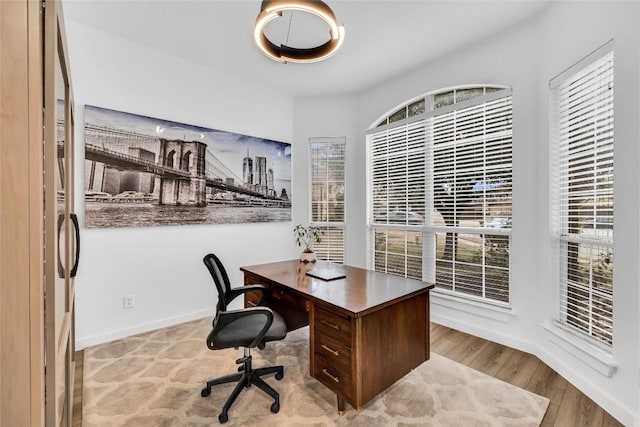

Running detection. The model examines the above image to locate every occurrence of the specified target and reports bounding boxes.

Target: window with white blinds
[551,46,614,346]
[369,121,425,279]
[367,86,512,303]
[310,138,345,263]
[429,94,513,302]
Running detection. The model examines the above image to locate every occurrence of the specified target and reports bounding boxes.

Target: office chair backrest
[203,253,232,311]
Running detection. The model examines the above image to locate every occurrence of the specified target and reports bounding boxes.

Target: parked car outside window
[378,211,424,224]
[485,217,511,228]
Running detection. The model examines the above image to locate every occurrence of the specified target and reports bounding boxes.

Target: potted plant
[294,224,323,263]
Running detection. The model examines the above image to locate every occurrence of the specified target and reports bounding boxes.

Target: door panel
[54,43,67,363]
[44,1,76,426]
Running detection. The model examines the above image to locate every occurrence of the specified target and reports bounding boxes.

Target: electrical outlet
[123,295,135,309]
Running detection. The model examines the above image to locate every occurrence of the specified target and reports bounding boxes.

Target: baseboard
[75,309,214,350]
[431,311,538,356]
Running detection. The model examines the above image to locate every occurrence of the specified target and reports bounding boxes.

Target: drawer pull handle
[320,344,340,356]
[321,320,340,330]
[321,344,339,356]
[322,369,340,383]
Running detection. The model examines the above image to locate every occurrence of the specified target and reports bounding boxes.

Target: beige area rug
[83,317,549,426]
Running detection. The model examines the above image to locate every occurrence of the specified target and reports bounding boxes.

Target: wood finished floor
[71,323,624,426]
[72,351,83,427]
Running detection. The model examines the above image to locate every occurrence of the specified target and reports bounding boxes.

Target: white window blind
[310,138,345,263]
[551,47,614,346]
[428,94,513,303]
[313,225,345,264]
[368,120,425,279]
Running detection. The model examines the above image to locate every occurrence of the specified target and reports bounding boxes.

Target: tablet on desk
[305,265,346,281]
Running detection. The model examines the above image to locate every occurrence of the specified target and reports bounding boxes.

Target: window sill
[541,322,617,377]
[431,289,516,323]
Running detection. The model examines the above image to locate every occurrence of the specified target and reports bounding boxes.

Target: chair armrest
[207,306,275,349]
[227,284,266,305]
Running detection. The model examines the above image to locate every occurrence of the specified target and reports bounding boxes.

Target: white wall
[291,96,360,263]
[66,22,299,349]
[293,2,639,425]
[351,1,547,357]
[536,3,639,425]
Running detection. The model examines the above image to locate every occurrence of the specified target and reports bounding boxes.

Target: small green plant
[294,224,323,253]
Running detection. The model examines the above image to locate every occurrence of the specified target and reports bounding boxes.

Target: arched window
[166,150,176,168]
[366,85,513,304]
[182,151,192,172]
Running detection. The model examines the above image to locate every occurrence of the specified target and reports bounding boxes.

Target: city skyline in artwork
[83,105,292,228]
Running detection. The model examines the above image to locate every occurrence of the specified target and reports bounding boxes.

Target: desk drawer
[314,332,351,373]
[313,353,352,401]
[244,273,266,308]
[244,290,263,308]
[244,275,309,330]
[314,305,352,344]
[267,286,308,331]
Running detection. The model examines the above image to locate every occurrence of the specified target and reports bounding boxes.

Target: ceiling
[62,0,550,97]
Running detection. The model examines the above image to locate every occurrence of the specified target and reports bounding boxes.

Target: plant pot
[300,249,317,263]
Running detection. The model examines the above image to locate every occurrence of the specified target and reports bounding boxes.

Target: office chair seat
[201,253,288,424]
[209,309,287,350]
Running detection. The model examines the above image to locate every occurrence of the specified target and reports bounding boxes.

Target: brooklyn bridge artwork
[83,105,291,228]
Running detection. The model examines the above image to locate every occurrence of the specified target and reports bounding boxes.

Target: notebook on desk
[305,263,346,281]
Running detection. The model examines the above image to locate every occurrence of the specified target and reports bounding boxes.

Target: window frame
[550,41,614,349]
[366,86,513,306]
[309,137,346,264]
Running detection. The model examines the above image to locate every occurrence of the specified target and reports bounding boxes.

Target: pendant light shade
[254,0,345,63]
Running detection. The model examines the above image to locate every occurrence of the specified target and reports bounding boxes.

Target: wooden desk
[240,260,434,413]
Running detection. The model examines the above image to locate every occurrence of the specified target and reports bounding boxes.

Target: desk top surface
[240,260,434,316]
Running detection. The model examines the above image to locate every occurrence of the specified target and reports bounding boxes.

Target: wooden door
[44,1,77,425]
[0,0,46,425]
[0,1,76,425]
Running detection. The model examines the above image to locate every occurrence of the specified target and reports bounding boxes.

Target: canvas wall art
[83,105,291,228]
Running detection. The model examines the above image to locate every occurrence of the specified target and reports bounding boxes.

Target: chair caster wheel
[200,387,211,397]
[218,412,228,423]
[275,372,283,380]
[271,402,280,413]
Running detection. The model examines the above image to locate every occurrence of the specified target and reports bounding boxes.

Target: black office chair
[201,253,287,424]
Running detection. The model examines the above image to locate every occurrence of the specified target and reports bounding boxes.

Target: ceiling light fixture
[254,0,345,64]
